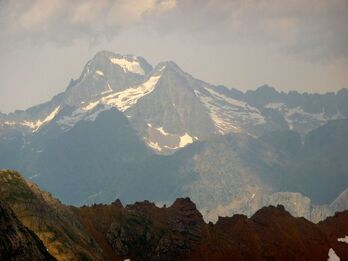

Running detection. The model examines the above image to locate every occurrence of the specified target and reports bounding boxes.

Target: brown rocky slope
[1,169,348,260]
[0,200,56,261]
[0,169,105,260]
[77,199,348,261]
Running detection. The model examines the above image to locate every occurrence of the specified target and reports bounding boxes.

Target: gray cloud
[151,0,348,62]
[1,0,347,61]
[0,0,176,47]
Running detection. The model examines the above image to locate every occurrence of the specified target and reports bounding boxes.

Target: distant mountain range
[1,170,348,261]
[0,50,347,222]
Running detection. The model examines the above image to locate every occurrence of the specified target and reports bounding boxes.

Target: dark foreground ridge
[1,169,348,260]
[0,200,55,261]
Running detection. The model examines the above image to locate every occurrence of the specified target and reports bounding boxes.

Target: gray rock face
[331,188,348,213]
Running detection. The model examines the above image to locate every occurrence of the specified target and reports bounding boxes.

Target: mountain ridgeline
[1,170,348,261]
[0,50,347,223]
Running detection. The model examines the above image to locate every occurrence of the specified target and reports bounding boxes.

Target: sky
[0,0,347,113]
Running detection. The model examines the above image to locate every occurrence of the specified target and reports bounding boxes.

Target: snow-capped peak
[110,56,145,75]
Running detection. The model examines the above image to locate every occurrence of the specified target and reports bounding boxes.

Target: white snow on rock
[146,141,162,151]
[194,89,240,134]
[55,72,162,131]
[3,121,16,126]
[194,86,265,135]
[21,106,61,132]
[156,127,170,136]
[84,106,110,122]
[206,87,265,124]
[57,108,86,129]
[95,70,104,76]
[179,133,194,147]
[101,75,161,112]
[144,129,196,152]
[338,236,348,243]
[82,101,100,111]
[57,105,110,130]
[328,248,340,261]
[110,57,145,75]
[265,102,344,130]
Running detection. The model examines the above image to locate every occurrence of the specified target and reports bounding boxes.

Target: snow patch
[57,105,110,129]
[21,106,61,132]
[195,87,265,134]
[57,108,86,129]
[265,102,345,129]
[82,101,100,111]
[4,121,16,126]
[95,70,104,76]
[179,133,193,147]
[110,57,145,75]
[206,87,265,124]
[338,236,348,243]
[102,75,161,112]
[328,248,340,261]
[195,89,240,134]
[157,127,170,136]
[146,141,162,151]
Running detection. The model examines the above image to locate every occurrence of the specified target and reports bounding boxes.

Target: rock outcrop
[1,170,348,261]
[0,200,55,261]
[0,170,105,261]
[78,199,348,261]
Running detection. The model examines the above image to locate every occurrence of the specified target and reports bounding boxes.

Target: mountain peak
[89,51,153,76]
[255,84,278,93]
[154,60,183,74]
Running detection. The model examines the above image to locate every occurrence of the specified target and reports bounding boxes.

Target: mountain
[2,51,345,151]
[290,119,348,204]
[0,170,105,260]
[0,50,347,222]
[244,85,348,134]
[1,170,348,261]
[0,201,56,261]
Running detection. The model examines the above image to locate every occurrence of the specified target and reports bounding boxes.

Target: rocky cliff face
[0,170,105,261]
[1,170,348,261]
[0,200,55,261]
[77,198,348,261]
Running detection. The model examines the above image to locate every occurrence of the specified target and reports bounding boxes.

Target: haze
[0,0,347,113]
